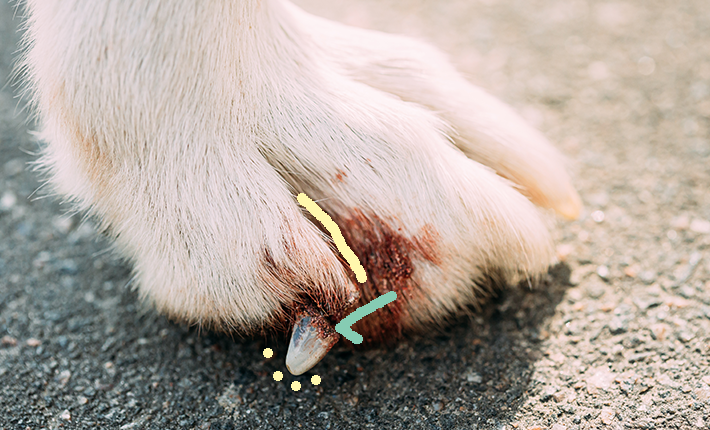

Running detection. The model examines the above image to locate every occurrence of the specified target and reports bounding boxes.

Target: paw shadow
[50,253,570,428]
[203,263,572,429]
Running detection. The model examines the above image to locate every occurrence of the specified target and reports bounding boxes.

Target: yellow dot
[311,375,321,386]
[273,371,283,381]
[263,348,273,359]
[291,381,301,391]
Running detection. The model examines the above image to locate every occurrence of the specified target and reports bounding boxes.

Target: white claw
[286,313,339,375]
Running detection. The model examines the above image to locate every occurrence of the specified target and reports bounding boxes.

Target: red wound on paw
[331,209,440,344]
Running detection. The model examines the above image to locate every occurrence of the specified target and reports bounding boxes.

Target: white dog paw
[24,0,580,374]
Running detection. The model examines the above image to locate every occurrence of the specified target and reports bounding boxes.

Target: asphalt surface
[2,0,710,429]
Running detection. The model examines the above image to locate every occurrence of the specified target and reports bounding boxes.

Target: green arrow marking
[335,291,398,344]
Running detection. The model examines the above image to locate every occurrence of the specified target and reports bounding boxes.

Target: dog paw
[24,0,580,375]
[271,3,581,352]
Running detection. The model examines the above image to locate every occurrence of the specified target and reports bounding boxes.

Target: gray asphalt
[2,0,710,429]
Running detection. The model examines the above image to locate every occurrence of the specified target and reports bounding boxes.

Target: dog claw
[286,313,340,375]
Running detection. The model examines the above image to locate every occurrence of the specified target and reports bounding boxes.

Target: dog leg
[21,0,577,374]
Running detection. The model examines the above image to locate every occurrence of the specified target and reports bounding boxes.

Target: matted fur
[19,0,580,342]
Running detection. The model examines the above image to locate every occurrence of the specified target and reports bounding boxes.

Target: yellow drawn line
[297,193,367,283]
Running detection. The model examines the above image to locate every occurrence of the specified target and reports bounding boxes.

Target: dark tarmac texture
[2,0,710,428]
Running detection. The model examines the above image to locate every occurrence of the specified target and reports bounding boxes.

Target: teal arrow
[335,291,398,344]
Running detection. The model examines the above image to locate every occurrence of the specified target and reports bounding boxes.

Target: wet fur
[18,0,580,341]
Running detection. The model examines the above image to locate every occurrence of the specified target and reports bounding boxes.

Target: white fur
[20,0,580,334]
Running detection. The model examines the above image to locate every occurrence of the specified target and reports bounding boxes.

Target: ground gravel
[2,0,710,429]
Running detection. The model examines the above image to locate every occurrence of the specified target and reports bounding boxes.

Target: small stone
[60,410,71,421]
[432,401,444,412]
[549,352,567,363]
[677,330,695,343]
[0,191,17,211]
[586,366,616,394]
[1,336,17,347]
[556,244,575,262]
[52,216,75,235]
[78,396,88,405]
[614,304,633,316]
[600,407,615,425]
[649,323,669,340]
[586,280,606,299]
[633,296,662,310]
[567,288,584,303]
[26,338,41,347]
[540,385,558,402]
[67,222,97,244]
[58,259,79,275]
[628,352,654,363]
[600,302,616,312]
[596,265,610,280]
[696,387,710,402]
[689,219,710,234]
[33,251,52,269]
[608,317,628,335]
[639,271,657,284]
[564,320,584,336]
[623,265,638,278]
[689,251,703,266]
[553,389,569,403]
[465,371,482,383]
[657,373,680,388]
[622,335,643,348]
[679,285,695,299]
[670,215,690,230]
[551,424,567,430]
[674,268,692,285]
[57,370,71,385]
[591,210,605,223]
[666,296,690,308]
